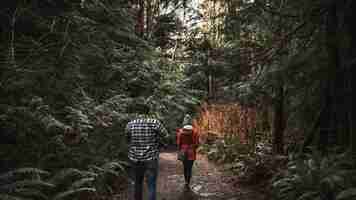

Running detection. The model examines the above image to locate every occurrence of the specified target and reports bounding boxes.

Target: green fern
[296,191,319,200]
[1,180,55,192]
[272,151,356,200]
[0,167,103,200]
[0,168,52,200]
[70,178,95,189]
[13,188,48,200]
[0,168,50,181]
[336,188,356,200]
[0,194,26,200]
[49,168,84,186]
[52,187,96,200]
[101,161,128,174]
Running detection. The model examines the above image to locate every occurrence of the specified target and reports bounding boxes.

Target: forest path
[122,147,266,200]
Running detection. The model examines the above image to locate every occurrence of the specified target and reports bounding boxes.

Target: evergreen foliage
[184,0,356,198]
[0,164,128,200]
[272,151,356,200]
[0,0,201,179]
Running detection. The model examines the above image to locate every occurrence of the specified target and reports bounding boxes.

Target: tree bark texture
[322,0,356,155]
[272,84,285,154]
[137,0,145,37]
[345,1,356,156]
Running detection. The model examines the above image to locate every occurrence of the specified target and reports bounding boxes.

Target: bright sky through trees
[175,0,202,29]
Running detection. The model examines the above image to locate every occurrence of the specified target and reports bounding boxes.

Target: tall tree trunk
[146,0,152,38]
[272,1,287,155]
[207,49,214,102]
[272,83,285,154]
[137,0,145,37]
[345,1,356,156]
[319,1,339,154]
[225,0,240,40]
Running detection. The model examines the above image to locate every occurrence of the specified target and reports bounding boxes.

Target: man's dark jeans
[131,159,158,200]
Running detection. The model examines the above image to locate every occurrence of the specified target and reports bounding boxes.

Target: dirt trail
[121,148,265,200]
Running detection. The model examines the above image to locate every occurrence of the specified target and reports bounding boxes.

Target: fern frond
[321,174,345,191]
[89,165,119,177]
[52,187,96,200]
[296,191,319,200]
[14,168,50,176]
[0,180,55,193]
[88,165,104,173]
[78,171,98,178]
[102,161,127,172]
[100,169,119,177]
[336,188,356,200]
[14,188,48,200]
[0,194,28,200]
[49,169,83,185]
[70,177,95,189]
[0,168,50,181]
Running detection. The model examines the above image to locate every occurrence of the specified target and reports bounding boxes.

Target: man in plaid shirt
[126,103,168,200]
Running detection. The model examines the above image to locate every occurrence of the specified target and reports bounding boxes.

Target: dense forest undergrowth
[1,0,356,200]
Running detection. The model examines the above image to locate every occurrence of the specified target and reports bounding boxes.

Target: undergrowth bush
[199,135,251,163]
[271,150,356,200]
[199,134,280,185]
[0,163,128,200]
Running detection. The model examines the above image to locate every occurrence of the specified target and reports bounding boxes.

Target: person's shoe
[184,183,190,190]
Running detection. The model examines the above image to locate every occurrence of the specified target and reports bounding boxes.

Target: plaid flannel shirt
[126,118,168,162]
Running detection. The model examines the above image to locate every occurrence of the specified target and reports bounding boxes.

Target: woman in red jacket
[176,124,199,188]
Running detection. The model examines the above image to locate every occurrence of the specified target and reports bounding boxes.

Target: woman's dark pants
[183,160,194,184]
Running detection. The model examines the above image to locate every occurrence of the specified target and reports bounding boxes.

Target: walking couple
[126,104,199,200]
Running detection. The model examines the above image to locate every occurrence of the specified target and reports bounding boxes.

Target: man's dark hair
[128,101,150,115]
